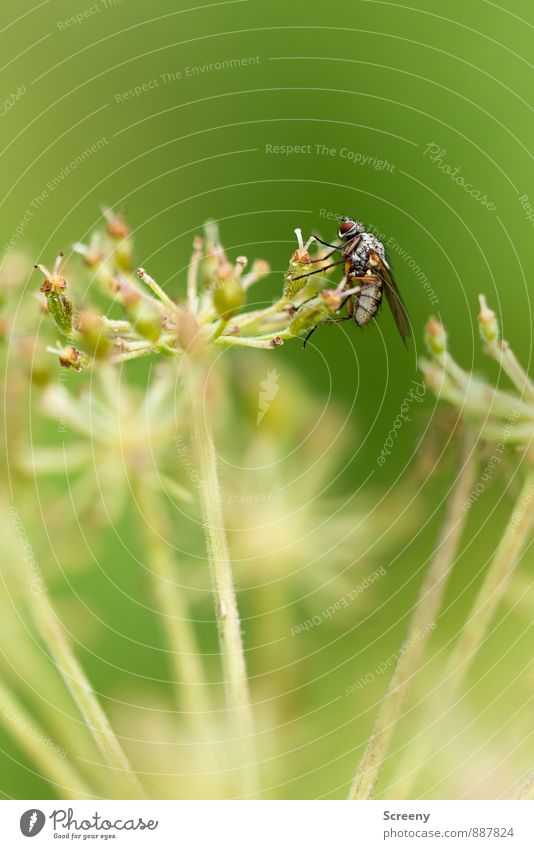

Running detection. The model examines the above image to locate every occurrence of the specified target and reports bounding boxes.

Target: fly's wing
[369,249,411,346]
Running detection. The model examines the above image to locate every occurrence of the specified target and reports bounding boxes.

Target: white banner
[1,800,532,847]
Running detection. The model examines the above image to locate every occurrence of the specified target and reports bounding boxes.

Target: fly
[291,217,411,347]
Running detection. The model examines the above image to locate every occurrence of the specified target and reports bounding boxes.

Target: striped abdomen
[354,281,382,326]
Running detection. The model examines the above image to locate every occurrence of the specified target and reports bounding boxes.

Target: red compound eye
[339,219,356,234]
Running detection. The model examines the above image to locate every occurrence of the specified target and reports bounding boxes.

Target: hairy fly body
[291,216,411,347]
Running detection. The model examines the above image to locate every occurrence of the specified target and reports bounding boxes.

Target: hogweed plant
[6,206,530,800]
[31,213,338,797]
[350,299,534,800]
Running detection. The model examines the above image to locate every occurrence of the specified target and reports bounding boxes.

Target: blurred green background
[0,0,532,799]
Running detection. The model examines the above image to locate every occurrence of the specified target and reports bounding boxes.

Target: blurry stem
[187,238,202,313]
[214,335,283,350]
[393,469,534,798]
[211,318,228,341]
[512,770,534,799]
[185,359,258,797]
[227,297,289,332]
[0,681,93,799]
[135,485,212,736]
[28,590,144,799]
[349,428,477,800]
[485,340,534,402]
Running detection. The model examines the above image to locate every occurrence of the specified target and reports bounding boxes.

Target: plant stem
[348,429,477,799]
[392,469,534,798]
[135,485,212,737]
[512,770,534,799]
[185,360,258,797]
[0,680,93,798]
[29,591,145,798]
[485,340,534,402]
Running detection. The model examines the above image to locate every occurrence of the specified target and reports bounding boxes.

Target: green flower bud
[102,206,133,272]
[58,345,88,371]
[36,252,73,335]
[478,295,499,344]
[114,238,133,273]
[425,317,447,356]
[284,256,312,299]
[45,291,73,335]
[284,229,330,300]
[126,297,161,343]
[77,311,110,360]
[289,290,342,336]
[213,263,245,320]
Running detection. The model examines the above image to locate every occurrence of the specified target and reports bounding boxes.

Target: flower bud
[35,252,73,335]
[284,229,315,299]
[73,238,104,269]
[243,259,270,291]
[124,293,161,343]
[45,292,73,335]
[77,311,110,359]
[478,295,499,344]
[289,290,342,336]
[425,317,447,356]
[102,206,133,271]
[176,307,205,355]
[212,262,245,320]
[58,345,88,370]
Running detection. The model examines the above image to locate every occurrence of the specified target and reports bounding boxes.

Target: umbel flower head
[25,363,192,529]
[420,296,534,459]
[37,212,344,372]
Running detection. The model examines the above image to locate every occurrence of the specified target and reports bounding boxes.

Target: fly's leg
[302,289,360,349]
[311,235,343,249]
[291,259,345,282]
[302,316,352,349]
[305,250,338,263]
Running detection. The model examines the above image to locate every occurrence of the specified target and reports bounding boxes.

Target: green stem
[348,429,477,799]
[512,770,534,799]
[186,360,258,797]
[211,318,229,341]
[392,470,534,798]
[29,592,145,798]
[485,340,534,402]
[135,485,212,737]
[0,681,93,798]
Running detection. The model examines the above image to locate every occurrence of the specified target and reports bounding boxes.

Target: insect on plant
[291,216,412,347]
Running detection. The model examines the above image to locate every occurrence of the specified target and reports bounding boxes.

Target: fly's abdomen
[354,282,382,326]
